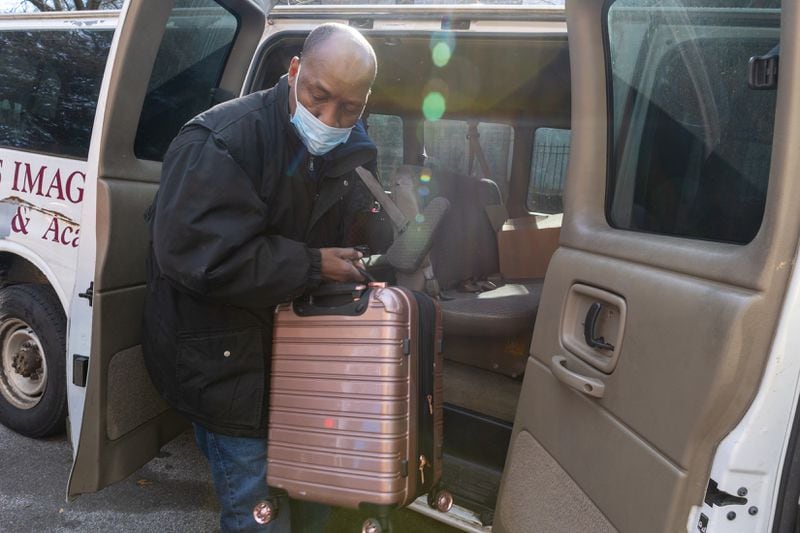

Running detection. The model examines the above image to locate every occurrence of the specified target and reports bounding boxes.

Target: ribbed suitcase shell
[267,285,443,510]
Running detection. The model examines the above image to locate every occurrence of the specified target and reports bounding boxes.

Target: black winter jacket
[142,76,390,437]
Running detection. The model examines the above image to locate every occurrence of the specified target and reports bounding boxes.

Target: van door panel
[68,0,265,498]
[499,429,618,533]
[95,179,154,289]
[495,1,800,531]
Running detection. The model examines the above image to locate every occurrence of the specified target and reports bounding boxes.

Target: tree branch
[74,0,86,9]
[26,0,54,11]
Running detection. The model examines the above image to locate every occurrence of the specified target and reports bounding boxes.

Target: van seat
[440,279,544,338]
[389,165,542,376]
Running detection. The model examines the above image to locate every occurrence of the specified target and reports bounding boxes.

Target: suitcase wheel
[362,517,392,533]
[252,499,278,525]
[428,488,454,513]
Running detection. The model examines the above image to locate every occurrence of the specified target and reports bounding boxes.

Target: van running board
[409,496,491,533]
[441,453,502,522]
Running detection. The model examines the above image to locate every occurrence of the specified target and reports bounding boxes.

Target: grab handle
[583,302,615,351]
[550,355,605,398]
[293,284,370,317]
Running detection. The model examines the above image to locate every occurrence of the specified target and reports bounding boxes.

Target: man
[142,23,387,532]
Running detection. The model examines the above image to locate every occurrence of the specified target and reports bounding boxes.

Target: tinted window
[606,0,780,243]
[0,29,113,158]
[424,119,514,197]
[134,0,238,161]
[366,114,403,187]
[528,128,570,214]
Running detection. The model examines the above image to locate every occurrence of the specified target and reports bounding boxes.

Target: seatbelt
[355,166,442,298]
[354,167,408,234]
[467,121,494,181]
[466,122,509,233]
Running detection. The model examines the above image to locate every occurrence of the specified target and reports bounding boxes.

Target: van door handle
[584,302,615,351]
[550,355,605,398]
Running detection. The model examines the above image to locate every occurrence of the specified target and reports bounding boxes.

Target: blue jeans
[193,423,331,533]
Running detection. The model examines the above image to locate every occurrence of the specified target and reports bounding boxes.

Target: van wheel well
[0,253,51,289]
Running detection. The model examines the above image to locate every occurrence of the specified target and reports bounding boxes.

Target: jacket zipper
[304,155,321,241]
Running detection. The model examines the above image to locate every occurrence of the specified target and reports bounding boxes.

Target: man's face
[287,38,373,129]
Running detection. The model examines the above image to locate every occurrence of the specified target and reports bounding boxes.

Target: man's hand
[320,248,365,282]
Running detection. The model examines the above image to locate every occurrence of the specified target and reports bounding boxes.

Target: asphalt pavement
[0,425,458,533]
[0,425,218,532]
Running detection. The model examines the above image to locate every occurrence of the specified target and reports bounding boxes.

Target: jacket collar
[276,75,377,178]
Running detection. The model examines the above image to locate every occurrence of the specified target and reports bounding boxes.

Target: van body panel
[0,11,117,441]
[0,13,115,308]
[0,148,85,310]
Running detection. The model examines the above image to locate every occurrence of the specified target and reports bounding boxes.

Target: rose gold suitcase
[253,283,452,531]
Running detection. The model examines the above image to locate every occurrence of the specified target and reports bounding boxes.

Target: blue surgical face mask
[290,68,355,156]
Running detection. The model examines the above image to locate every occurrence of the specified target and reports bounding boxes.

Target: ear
[358,89,372,118]
[287,56,300,87]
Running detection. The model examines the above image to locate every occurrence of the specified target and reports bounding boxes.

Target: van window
[134,0,239,161]
[365,113,403,187]
[423,119,513,197]
[528,127,570,214]
[606,0,780,244]
[0,29,113,159]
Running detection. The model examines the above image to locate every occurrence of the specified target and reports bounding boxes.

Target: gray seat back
[389,165,503,290]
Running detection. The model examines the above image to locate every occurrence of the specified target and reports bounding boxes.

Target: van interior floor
[443,360,522,422]
[441,452,503,526]
[442,405,514,526]
[441,361,522,524]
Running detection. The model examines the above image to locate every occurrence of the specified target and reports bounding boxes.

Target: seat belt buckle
[424,277,441,299]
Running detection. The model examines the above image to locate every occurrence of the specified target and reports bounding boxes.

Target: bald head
[287,23,377,129]
[302,23,377,83]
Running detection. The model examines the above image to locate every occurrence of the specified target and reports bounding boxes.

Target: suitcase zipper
[413,292,436,494]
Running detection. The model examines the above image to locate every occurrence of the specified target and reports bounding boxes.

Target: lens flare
[432,42,452,67]
[415,213,426,224]
[420,172,432,183]
[418,186,430,197]
[423,92,446,121]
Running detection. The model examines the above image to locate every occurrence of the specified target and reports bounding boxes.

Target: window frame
[365,112,405,188]
[601,0,780,245]
[421,116,516,196]
[133,1,242,162]
[526,126,570,216]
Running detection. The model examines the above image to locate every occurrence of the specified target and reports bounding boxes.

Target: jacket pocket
[176,327,265,430]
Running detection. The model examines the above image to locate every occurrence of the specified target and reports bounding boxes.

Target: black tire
[0,283,67,438]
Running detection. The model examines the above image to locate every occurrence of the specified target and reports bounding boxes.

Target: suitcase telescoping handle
[293,282,372,317]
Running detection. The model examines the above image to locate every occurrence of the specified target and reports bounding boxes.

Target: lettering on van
[9,204,79,248]
[8,161,84,204]
[0,158,82,249]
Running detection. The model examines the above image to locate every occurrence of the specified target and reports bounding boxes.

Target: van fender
[0,240,70,314]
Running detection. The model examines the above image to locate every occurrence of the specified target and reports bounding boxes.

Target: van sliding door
[67,0,266,499]
[494,1,797,531]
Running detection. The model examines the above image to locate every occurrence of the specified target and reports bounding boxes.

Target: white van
[0,10,117,437]
[2,1,799,532]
